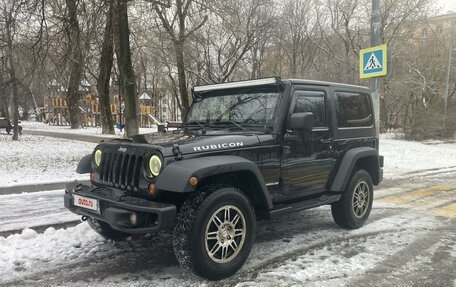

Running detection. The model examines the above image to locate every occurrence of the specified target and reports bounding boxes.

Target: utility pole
[370,0,382,137]
[443,25,456,129]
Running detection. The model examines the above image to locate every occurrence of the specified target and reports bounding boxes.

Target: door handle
[320,138,332,144]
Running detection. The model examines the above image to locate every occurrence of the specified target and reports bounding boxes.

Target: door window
[293,91,327,128]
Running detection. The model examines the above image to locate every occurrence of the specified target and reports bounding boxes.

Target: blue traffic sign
[359,44,387,79]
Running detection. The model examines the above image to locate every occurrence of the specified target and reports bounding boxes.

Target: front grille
[98,151,144,190]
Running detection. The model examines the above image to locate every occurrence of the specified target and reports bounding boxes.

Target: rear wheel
[87,218,130,241]
[331,170,373,229]
[172,186,255,280]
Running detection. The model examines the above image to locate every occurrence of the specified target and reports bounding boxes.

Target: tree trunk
[5,19,19,140]
[251,45,258,79]
[175,39,190,117]
[97,1,115,135]
[113,0,139,137]
[65,0,83,129]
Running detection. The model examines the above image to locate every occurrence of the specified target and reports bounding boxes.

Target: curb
[0,180,90,195]
[24,129,113,143]
[0,220,81,238]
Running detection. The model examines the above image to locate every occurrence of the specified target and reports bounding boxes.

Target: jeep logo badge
[118,147,127,153]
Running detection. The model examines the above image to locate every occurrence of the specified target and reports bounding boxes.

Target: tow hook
[81,215,88,221]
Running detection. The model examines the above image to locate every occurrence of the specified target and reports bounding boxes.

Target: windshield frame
[183,85,284,134]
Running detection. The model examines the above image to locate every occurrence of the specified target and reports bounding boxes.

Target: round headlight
[94,150,102,166]
[149,155,162,177]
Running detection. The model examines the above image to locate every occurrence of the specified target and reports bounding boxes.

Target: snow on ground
[0,130,455,285]
[0,223,108,284]
[379,134,456,179]
[21,120,160,137]
[0,205,442,285]
[0,134,95,186]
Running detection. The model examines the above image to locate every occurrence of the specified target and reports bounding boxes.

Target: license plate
[73,194,100,214]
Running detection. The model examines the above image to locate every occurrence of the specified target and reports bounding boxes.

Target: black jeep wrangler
[64,77,383,280]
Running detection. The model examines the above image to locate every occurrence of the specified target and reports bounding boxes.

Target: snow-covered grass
[1,131,455,187]
[379,134,456,179]
[0,134,95,186]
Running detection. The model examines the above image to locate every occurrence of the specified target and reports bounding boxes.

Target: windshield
[185,88,280,131]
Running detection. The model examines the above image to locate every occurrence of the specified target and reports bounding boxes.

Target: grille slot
[99,151,144,190]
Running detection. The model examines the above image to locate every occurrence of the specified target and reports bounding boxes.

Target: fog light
[189,176,198,186]
[130,213,137,225]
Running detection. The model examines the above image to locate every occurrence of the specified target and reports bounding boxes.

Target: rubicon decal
[193,142,244,152]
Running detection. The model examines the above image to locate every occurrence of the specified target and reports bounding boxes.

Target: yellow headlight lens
[149,155,162,176]
[94,150,102,166]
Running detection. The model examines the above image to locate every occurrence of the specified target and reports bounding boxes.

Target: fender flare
[76,154,92,174]
[330,147,379,192]
[155,155,273,209]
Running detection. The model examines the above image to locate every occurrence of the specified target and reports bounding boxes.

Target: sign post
[366,0,386,138]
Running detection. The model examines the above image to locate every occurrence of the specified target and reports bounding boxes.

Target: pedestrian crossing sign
[359,44,387,79]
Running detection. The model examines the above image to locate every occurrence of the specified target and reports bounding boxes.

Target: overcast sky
[437,0,456,14]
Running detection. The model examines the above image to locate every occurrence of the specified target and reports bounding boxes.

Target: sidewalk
[0,189,80,237]
[24,129,115,143]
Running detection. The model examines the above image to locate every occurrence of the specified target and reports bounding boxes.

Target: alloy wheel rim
[204,205,246,263]
[352,181,370,218]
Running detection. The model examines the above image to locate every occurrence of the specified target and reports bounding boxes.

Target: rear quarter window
[336,92,372,128]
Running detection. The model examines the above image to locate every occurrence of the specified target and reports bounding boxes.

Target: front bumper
[64,182,176,234]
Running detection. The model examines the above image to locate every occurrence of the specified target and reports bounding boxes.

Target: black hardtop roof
[284,78,370,91]
[192,77,370,95]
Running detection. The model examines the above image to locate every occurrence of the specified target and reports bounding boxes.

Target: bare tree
[2,1,21,139]
[64,0,84,129]
[113,0,139,136]
[97,0,115,135]
[0,1,37,139]
[189,0,275,83]
[280,0,318,78]
[154,0,208,116]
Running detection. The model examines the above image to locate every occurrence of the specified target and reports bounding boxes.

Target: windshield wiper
[211,120,245,131]
[182,121,207,130]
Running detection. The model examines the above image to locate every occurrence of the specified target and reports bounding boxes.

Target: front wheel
[331,170,373,229]
[172,186,256,280]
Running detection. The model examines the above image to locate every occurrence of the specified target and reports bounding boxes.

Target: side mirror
[290,112,314,131]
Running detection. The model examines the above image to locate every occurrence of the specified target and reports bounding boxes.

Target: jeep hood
[130,131,260,157]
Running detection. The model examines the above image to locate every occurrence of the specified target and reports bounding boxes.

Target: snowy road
[1,170,455,287]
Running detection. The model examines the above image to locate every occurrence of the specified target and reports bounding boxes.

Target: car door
[280,87,336,201]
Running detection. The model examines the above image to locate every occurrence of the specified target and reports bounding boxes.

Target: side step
[269,194,341,217]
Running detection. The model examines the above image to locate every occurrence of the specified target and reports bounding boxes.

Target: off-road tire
[172,185,256,280]
[87,217,130,241]
[331,170,373,229]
